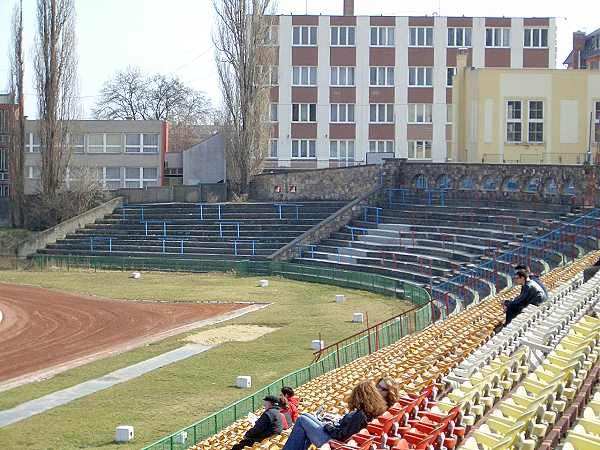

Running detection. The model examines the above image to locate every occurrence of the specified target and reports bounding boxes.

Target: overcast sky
[0,0,597,118]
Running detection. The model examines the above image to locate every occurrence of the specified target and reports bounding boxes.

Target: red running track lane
[0,283,243,383]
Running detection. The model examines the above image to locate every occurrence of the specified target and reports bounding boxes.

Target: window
[506,100,522,143]
[330,66,355,86]
[125,167,141,188]
[369,104,394,123]
[269,103,278,122]
[292,103,317,122]
[263,65,278,85]
[448,27,472,47]
[293,26,317,46]
[368,140,394,153]
[485,27,510,47]
[26,165,41,179]
[329,140,355,161]
[447,67,456,86]
[104,167,121,189]
[595,101,600,143]
[408,140,432,160]
[106,134,122,153]
[331,26,355,46]
[446,104,453,124]
[125,133,159,153]
[69,134,85,153]
[0,148,7,171]
[291,139,316,158]
[0,110,7,134]
[87,134,105,153]
[263,25,278,45]
[524,28,548,48]
[25,132,41,153]
[143,167,159,187]
[269,139,278,158]
[330,104,355,123]
[409,27,433,47]
[370,26,395,46]
[369,67,395,86]
[292,66,317,86]
[408,104,432,124]
[408,67,433,87]
[528,100,544,143]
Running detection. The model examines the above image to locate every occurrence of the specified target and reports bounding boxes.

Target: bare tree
[7,0,26,228]
[33,0,79,199]
[93,68,213,150]
[213,0,275,196]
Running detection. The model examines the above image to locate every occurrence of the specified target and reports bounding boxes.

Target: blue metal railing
[218,222,240,238]
[274,203,303,220]
[89,236,114,252]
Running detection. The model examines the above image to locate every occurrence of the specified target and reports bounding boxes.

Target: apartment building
[263,0,556,168]
[0,94,13,198]
[23,120,167,194]
[452,50,600,164]
[565,28,600,69]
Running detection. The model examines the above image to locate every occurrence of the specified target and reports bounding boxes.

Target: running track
[0,283,244,384]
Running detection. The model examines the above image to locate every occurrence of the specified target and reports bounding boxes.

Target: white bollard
[335,294,345,304]
[115,425,134,443]
[311,339,325,350]
[235,376,252,388]
[259,279,269,288]
[131,271,141,280]
[352,312,364,323]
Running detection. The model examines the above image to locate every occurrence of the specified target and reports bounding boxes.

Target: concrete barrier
[15,197,124,258]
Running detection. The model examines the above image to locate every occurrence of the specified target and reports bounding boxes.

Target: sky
[0,0,598,119]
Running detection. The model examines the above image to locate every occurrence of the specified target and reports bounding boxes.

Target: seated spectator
[281,380,387,450]
[376,376,400,408]
[503,270,546,325]
[231,395,284,450]
[280,386,300,425]
[514,264,547,297]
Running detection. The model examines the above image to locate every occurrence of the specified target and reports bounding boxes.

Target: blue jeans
[282,413,332,450]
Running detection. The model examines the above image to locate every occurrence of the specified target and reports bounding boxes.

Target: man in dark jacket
[515,264,547,298]
[231,395,284,450]
[503,270,546,325]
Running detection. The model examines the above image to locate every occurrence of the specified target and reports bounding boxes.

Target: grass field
[0,269,411,450]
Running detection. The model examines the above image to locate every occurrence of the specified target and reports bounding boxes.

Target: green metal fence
[31,255,430,305]
[29,254,431,450]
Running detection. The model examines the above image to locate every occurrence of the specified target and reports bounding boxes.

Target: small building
[23,119,168,194]
[452,49,600,164]
[565,28,600,69]
[183,133,225,185]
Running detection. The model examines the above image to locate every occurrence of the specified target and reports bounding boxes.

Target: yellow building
[452,49,600,164]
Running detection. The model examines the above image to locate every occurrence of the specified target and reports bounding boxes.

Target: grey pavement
[0,343,212,428]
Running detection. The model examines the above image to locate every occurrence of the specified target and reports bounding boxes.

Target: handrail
[268,186,383,261]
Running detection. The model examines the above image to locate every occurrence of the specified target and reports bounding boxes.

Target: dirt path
[0,283,245,383]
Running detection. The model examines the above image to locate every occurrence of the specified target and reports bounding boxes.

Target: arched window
[482,176,498,191]
[437,174,452,189]
[415,174,428,190]
[458,176,474,190]
[544,178,558,194]
[502,177,519,192]
[524,177,541,193]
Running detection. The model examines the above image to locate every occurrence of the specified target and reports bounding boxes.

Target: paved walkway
[0,343,213,428]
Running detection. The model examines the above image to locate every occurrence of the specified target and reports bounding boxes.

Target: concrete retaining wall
[15,197,124,258]
[269,188,383,261]
[115,184,226,204]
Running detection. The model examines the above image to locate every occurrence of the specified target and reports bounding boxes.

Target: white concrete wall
[278,16,293,167]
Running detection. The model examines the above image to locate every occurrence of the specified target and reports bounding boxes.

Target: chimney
[343,0,354,16]
[572,31,586,68]
[456,47,469,71]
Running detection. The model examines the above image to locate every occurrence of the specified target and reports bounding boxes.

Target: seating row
[192,251,600,450]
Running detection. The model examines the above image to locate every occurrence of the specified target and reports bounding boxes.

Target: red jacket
[281,396,300,423]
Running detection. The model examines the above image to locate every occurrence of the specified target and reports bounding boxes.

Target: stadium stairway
[294,200,593,311]
[36,201,346,260]
[190,251,600,450]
